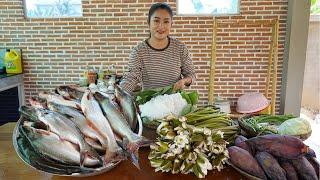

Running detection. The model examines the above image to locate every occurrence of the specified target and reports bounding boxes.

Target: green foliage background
[311,0,320,14]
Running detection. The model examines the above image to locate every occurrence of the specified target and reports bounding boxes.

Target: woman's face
[149,9,172,41]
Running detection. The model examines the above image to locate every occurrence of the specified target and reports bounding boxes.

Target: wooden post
[265,20,276,98]
[207,19,279,113]
[271,19,279,115]
[208,18,217,105]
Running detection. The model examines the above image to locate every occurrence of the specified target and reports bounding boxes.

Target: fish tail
[86,149,103,166]
[130,149,140,170]
[85,137,105,152]
[120,135,153,155]
[129,149,140,170]
[80,151,85,168]
[128,134,154,151]
[119,138,141,170]
[103,148,127,166]
[80,149,103,167]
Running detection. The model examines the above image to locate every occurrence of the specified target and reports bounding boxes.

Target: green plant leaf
[188,91,199,105]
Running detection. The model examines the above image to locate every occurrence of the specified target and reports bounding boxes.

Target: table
[0,123,246,180]
[0,74,24,125]
[0,73,24,106]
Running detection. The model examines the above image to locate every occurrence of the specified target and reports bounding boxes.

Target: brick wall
[0,0,288,112]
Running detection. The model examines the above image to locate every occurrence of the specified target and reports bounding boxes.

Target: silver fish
[94,92,151,150]
[23,120,49,130]
[47,102,108,151]
[29,96,47,109]
[114,85,138,130]
[81,90,125,164]
[35,108,101,167]
[56,85,85,101]
[94,92,153,168]
[84,137,105,153]
[39,91,81,110]
[23,125,101,167]
[19,105,40,122]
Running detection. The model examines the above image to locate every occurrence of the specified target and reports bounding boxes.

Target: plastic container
[87,70,97,84]
[4,49,22,74]
[0,49,5,74]
[214,97,231,113]
[0,57,4,74]
[214,99,231,114]
[0,64,4,74]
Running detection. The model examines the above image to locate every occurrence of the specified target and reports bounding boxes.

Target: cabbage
[277,118,312,136]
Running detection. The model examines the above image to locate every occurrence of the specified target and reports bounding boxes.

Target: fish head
[115,84,133,101]
[21,125,36,138]
[47,102,61,112]
[56,86,71,97]
[114,84,126,98]
[21,125,41,140]
[93,92,106,102]
[23,120,48,130]
[22,124,51,140]
[19,106,36,118]
[29,96,47,109]
[81,90,94,107]
[86,91,94,100]
[39,91,53,99]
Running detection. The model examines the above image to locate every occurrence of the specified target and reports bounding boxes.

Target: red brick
[1,0,288,113]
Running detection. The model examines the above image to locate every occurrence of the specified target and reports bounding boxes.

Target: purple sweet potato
[306,148,317,158]
[255,151,286,180]
[279,161,299,180]
[245,134,309,159]
[228,146,267,179]
[306,156,320,179]
[291,156,318,180]
[235,135,247,146]
[237,141,254,155]
[234,135,254,155]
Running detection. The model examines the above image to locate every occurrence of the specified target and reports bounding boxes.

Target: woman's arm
[174,44,196,91]
[181,44,196,84]
[119,48,142,95]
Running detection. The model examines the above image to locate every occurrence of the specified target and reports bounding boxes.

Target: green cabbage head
[278,118,312,136]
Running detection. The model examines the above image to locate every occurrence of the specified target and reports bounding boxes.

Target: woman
[120,2,196,95]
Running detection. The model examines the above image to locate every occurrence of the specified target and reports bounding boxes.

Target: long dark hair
[147,3,173,25]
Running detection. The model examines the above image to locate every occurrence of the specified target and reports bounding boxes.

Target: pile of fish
[17,84,152,175]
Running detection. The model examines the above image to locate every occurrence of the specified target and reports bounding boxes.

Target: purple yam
[291,156,317,180]
[279,161,299,180]
[228,146,267,179]
[235,135,248,146]
[237,141,254,155]
[255,151,286,180]
[306,148,316,158]
[306,156,319,179]
[246,134,308,159]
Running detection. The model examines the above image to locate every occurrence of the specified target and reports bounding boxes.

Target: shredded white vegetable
[139,93,188,121]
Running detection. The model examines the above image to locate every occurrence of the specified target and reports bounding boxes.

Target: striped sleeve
[119,47,142,95]
[180,44,196,84]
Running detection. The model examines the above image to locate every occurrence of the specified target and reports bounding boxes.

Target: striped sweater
[120,37,196,95]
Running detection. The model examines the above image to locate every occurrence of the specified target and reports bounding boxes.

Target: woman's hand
[173,77,192,91]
